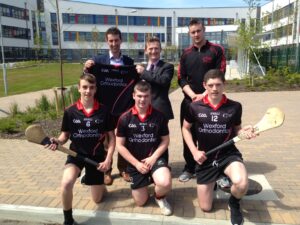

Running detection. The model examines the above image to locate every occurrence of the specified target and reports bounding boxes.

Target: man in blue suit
[84,27,133,67]
[84,27,134,185]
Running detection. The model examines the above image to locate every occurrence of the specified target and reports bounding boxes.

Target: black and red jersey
[61,99,114,156]
[178,41,226,99]
[184,95,242,161]
[116,106,169,161]
[90,64,139,117]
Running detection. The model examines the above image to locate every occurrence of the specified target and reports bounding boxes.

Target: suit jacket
[92,54,134,66]
[140,60,174,120]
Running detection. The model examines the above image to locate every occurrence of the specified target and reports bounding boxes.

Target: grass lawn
[0,63,83,97]
[1,62,299,98]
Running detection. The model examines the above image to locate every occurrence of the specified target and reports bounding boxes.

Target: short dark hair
[145,36,161,49]
[203,69,225,83]
[134,80,152,93]
[105,27,122,40]
[79,73,96,85]
[188,18,204,28]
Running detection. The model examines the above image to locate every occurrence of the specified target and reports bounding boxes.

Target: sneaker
[217,176,232,189]
[104,173,113,185]
[228,197,244,225]
[80,174,86,185]
[178,171,193,182]
[155,197,172,216]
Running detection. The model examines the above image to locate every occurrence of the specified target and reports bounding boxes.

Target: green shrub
[9,103,21,117]
[25,106,39,114]
[69,85,80,103]
[0,118,19,133]
[170,71,178,91]
[21,113,37,124]
[36,94,51,112]
[232,79,240,85]
[286,73,300,85]
[48,110,59,120]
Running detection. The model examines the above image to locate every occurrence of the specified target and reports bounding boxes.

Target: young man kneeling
[45,73,115,225]
[116,80,172,216]
[182,69,256,225]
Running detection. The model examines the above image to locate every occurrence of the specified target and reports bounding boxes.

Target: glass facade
[262,2,294,26]
[177,17,235,27]
[179,31,230,48]
[50,13,58,45]
[0,2,252,62]
[63,31,165,43]
[37,0,44,13]
[2,25,30,39]
[261,2,295,43]
[62,13,165,27]
[3,46,35,61]
[35,11,47,45]
[0,3,29,20]
[167,17,172,45]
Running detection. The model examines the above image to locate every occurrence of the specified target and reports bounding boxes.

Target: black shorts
[127,157,170,190]
[196,152,243,184]
[66,154,105,185]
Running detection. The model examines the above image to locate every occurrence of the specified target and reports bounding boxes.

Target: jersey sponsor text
[198,123,229,134]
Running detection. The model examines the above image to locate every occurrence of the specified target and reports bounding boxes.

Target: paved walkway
[0,89,300,225]
[0,89,56,118]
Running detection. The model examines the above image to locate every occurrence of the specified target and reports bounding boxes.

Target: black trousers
[180,98,197,173]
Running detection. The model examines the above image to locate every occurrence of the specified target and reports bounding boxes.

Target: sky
[71,0,271,8]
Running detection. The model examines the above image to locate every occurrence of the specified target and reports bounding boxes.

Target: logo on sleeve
[73,119,81,124]
[95,119,103,124]
[222,113,233,118]
[198,113,207,118]
[149,123,156,128]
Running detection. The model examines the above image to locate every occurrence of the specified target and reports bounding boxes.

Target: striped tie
[149,64,155,72]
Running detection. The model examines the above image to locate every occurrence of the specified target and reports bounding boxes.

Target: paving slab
[0,89,300,225]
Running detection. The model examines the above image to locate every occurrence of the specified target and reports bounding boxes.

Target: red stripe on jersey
[131,105,153,122]
[111,79,136,114]
[203,94,227,111]
[76,99,100,117]
[208,42,226,73]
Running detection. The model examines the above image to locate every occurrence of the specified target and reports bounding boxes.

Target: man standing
[178,19,226,182]
[116,80,172,216]
[84,27,134,184]
[182,69,256,225]
[136,36,174,121]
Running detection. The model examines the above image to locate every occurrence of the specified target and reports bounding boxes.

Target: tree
[33,32,43,60]
[91,26,103,55]
[76,34,88,61]
[236,0,263,85]
[127,34,136,59]
[46,35,52,60]
[163,45,178,62]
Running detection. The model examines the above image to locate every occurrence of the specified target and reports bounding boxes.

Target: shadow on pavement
[245,161,277,174]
